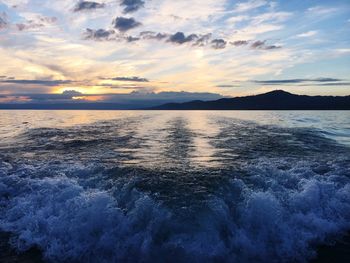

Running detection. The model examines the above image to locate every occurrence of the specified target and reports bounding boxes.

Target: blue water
[0,110,349,262]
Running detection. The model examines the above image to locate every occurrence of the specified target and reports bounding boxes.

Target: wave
[1,155,349,263]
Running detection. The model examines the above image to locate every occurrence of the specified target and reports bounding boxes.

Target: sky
[0,0,349,104]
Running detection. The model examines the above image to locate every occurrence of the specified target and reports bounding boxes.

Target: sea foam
[1,156,349,263]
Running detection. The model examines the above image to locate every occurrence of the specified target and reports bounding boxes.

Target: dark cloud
[84,28,115,40]
[113,17,141,32]
[167,32,227,50]
[140,31,211,47]
[107,76,149,82]
[231,40,249,46]
[120,0,145,14]
[82,26,256,51]
[84,28,141,42]
[168,32,198,44]
[211,39,227,49]
[251,40,281,50]
[0,91,81,102]
[74,1,105,12]
[253,78,344,85]
[0,94,26,98]
[0,79,73,86]
[61,90,82,96]
[309,78,342,82]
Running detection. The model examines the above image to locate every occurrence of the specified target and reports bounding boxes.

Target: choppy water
[0,110,349,263]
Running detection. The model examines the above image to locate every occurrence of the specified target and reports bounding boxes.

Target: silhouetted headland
[0,90,349,110]
[149,90,350,110]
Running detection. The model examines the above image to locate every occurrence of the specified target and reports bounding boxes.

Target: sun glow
[72,96,106,101]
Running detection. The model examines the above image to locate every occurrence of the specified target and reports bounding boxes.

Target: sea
[0,110,349,263]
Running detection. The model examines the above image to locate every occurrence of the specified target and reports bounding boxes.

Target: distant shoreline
[1,90,349,110]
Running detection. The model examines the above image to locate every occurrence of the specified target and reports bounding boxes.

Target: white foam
[0,158,349,262]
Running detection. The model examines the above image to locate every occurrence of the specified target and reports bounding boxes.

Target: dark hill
[149,90,350,110]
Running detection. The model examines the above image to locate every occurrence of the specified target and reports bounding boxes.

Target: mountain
[148,90,350,110]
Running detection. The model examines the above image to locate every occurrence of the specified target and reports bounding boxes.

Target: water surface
[0,110,349,262]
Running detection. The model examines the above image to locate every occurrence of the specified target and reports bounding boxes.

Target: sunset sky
[0,0,349,103]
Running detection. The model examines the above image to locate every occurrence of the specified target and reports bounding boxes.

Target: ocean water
[0,110,349,263]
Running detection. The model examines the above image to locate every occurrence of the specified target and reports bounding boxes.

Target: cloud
[15,16,57,31]
[296,31,318,38]
[84,28,115,40]
[108,85,151,90]
[334,48,350,55]
[234,0,267,12]
[0,79,73,86]
[82,26,280,52]
[120,0,145,14]
[125,36,140,42]
[253,78,343,85]
[139,31,169,40]
[263,45,281,50]
[168,32,198,44]
[0,90,83,102]
[307,6,339,16]
[84,28,142,42]
[216,84,238,88]
[82,28,216,48]
[113,17,141,32]
[39,16,58,24]
[61,90,83,96]
[251,40,265,49]
[74,1,105,12]
[0,91,224,108]
[167,32,215,48]
[0,12,8,30]
[0,95,31,103]
[193,34,212,47]
[211,39,227,49]
[318,82,350,86]
[231,40,249,46]
[251,40,281,50]
[106,76,150,82]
